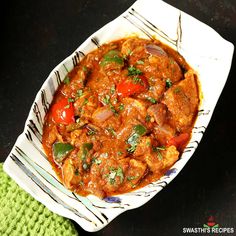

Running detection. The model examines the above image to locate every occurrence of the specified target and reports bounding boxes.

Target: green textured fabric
[0,163,78,236]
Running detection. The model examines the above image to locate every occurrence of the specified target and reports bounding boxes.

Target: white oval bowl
[4,0,234,232]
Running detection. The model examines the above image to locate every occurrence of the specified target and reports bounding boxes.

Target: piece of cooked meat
[121,159,148,190]
[163,70,199,131]
[62,157,82,190]
[161,145,179,169]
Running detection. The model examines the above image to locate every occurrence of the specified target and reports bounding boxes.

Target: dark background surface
[1,0,236,235]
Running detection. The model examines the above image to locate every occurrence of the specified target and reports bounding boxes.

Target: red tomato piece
[117,76,147,97]
[51,98,75,125]
[167,133,189,148]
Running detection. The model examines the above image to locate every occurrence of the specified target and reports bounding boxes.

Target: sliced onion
[145,44,167,57]
[92,106,113,122]
[147,103,167,126]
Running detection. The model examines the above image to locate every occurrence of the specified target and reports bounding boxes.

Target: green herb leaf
[92,158,102,165]
[127,49,132,55]
[166,78,172,88]
[136,60,144,65]
[87,129,96,136]
[110,85,116,94]
[107,166,124,184]
[103,95,118,114]
[127,124,147,153]
[81,143,93,170]
[53,142,74,163]
[103,95,110,105]
[100,50,124,66]
[128,66,142,76]
[110,105,117,114]
[127,145,137,153]
[146,97,157,104]
[83,98,89,105]
[152,146,166,160]
[116,167,124,183]
[133,77,142,84]
[119,103,124,111]
[145,115,151,122]
[127,176,137,181]
[82,66,88,72]
[68,98,75,103]
[76,89,83,97]
[152,146,166,151]
[106,127,116,137]
[63,76,70,84]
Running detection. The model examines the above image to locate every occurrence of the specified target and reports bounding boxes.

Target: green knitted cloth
[0,163,78,236]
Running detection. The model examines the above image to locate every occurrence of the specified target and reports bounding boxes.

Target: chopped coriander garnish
[87,129,96,136]
[146,97,157,104]
[146,141,151,147]
[166,78,172,88]
[74,169,79,176]
[83,98,89,105]
[80,143,93,170]
[92,158,102,165]
[127,49,132,55]
[152,146,166,160]
[107,166,124,184]
[127,124,147,153]
[106,127,116,137]
[136,60,144,65]
[82,66,88,72]
[103,95,118,114]
[127,176,137,181]
[64,104,70,109]
[68,98,75,103]
[77,89,83,97]
[110,85,116,94]
[63,76,70,84]
[119,103,124,111]
[100,50,124,66]
[117,151,123,156]
[145,115,151,122]
[116,167,124,182]
[133,77,142,84]
[152,146,166,151]
[127,145,137,153]
[103,95,110,105]
[128,66,142,76]
[110,105,117,114]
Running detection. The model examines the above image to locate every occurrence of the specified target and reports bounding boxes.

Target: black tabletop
[1,1,236,235]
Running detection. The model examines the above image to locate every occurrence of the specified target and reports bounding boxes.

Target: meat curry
[42,37,200,198]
